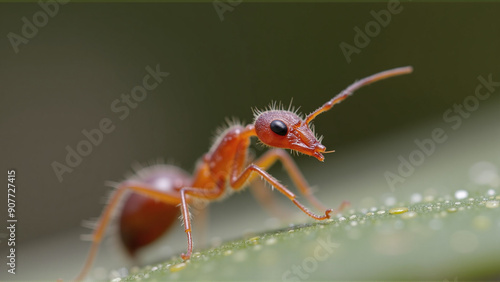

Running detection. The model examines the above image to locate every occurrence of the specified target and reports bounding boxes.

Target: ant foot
[324,209,334,219]
[181,253,191,260]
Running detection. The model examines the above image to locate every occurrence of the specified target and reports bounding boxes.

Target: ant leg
[249,177,291,220]
[179,185,225,260]
[74,182,181,282]
[250,148,348,213]
[231,164,336,221]
[246,152,290,219]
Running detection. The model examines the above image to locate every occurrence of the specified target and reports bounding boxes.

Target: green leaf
[117,191,500,281]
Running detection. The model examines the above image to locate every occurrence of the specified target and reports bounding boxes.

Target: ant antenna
[305,66,413,125]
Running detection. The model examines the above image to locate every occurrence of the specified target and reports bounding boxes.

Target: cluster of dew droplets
[466,161,500,208]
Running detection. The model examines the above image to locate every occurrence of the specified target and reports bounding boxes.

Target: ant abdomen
[119,193,179,256]
[118,165,191,256]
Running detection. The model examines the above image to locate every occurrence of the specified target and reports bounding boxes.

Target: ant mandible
[74,66,413,281]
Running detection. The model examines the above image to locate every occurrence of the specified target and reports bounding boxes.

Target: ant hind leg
[74,183,182,282]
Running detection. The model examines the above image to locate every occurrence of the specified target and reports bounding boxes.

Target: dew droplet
[424,195,435,202]
[170,262,187,272]
[424,188,438,200]
[487,189,496,196]
[389,207,408,215]
[447,207,457,213]
[247,236,260,244]
[376,210,386,215]
[224,249,233,256]
[485,200,499,208]
[410,193,423,203]
[454,190,468,200]
[265,237,277,245]
[384,196,396,206]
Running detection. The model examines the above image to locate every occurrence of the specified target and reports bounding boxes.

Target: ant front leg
[231,164,336,221]
[248,148,348,214]
[179,184,225,260]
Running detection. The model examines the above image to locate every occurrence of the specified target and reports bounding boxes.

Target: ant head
[253,107,328,162]
[252,66,414,162]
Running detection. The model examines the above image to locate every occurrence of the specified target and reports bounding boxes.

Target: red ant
[74,66,413,281]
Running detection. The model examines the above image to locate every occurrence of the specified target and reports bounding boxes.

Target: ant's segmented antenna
[305,66,413,124]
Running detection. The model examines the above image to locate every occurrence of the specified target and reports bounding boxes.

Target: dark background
[1,2,499,280]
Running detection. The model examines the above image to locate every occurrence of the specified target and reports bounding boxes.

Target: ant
[74,66,413,281]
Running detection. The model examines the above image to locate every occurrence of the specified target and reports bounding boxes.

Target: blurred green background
[1,2,499,281]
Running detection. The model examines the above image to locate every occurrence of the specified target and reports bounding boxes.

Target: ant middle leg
[179,184,225,260]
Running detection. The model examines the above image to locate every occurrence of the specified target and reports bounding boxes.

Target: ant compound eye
[270,120,288,136]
